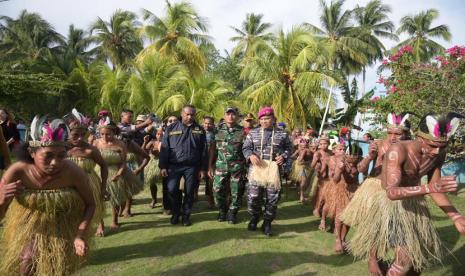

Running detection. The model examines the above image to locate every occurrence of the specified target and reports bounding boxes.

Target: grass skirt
[340,177,381,227]
[290,162,311,183]
[68,157,105,223]
[145,157,161,186]
[98,149,132,207]
[323,180,358,219]
[0,188,89,275]
[347,182,444,271]
[126,153,144,196]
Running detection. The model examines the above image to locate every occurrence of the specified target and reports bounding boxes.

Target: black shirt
[159,121,208,170]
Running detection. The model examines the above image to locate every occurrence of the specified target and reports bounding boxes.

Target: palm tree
[139,1,211,76]
[352,0,397,93]
[396,9,451,62]
[158,74,234,120]
[305,0,375,74]
[90,10,142,69]
[97,64,131,116]
[0,10,64,70]
[127,51,190,115]
[49,24,93,75]
[240,26,337,130]
[230,13,274,58]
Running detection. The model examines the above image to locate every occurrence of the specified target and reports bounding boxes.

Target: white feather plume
[400,114,410,126]
[30,115,40,141]
[71,108,83,124]
[448,117,461,138]
[387,113,395,125]
[425,115,438,137]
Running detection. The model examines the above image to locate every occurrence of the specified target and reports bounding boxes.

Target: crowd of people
[0,105,465,275]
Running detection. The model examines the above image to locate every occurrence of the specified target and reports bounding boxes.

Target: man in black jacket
[159,105,208,226]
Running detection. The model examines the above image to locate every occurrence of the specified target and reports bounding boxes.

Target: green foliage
[395,9,451,62]
[240,27,337,130]
[0,71,66,118]
[0,1,456,130]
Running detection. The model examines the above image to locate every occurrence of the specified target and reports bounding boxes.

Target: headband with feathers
[417,112,464,141]
[66,108,92,130]
[386,112,414,130]
[98,116,117,130]
[29,115,69,147]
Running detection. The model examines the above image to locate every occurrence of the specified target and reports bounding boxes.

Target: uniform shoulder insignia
[169,130,182,135]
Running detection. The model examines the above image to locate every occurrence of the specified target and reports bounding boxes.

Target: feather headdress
[66,108,91,130]
[386,112,413,130]
[98,116,117,130]
[417,112,464,141]
[29,115,68,147]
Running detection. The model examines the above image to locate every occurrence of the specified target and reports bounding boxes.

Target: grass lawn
[2,185,464,275]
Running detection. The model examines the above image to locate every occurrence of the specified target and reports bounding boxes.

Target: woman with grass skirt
[92,117,131,230]
[310,136,331,219]
[66,108,109,237]
[0,116,95,276]
[143,128,163,208]
[325,144,362,254]
[289,139,312,203]
[120,137,149,217]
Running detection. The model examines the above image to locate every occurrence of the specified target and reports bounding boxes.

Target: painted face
[421,137,448,157]
[386,127,404,144]
[68,128,87,146]
[224,112,237,125]
[181,107,196,125]
[99,127,115,142]
[319,140,329,150]
[31,146,67,175]
[259,115,274,129]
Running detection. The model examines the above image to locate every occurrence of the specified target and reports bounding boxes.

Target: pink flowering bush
[367,45,465,159]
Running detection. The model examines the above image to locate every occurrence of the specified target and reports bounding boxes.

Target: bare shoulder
[2,161,28,179]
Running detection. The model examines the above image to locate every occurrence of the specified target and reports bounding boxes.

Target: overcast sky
[2,0,464,108]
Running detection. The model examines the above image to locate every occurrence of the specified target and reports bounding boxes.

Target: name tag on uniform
[169,131,182,135]
[192,130,203,134]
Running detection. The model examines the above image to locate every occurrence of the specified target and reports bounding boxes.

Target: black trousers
[166,165,200,217]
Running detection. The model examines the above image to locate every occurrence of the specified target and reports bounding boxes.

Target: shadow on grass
[158,251,354,275]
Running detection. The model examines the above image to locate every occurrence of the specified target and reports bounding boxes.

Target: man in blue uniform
[159,105,208,226]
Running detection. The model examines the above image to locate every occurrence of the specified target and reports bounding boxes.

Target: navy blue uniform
[159,121,208,217]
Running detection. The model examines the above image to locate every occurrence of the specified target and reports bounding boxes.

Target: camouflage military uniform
[212,124,246,213]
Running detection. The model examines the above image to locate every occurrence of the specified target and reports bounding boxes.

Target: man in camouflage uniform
[208,107,246,224]
[242,107,292,236]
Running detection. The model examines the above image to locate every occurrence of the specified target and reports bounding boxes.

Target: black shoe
[227,211,237,224]
[182,216,192,226]
[170,215,180,225]
[247,216,259,231]
[217,210,227,222]
[261,219,272,237]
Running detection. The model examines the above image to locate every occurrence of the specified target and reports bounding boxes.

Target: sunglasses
[168,120,176,123]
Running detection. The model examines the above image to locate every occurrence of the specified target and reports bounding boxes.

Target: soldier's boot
[170,214,180,225]
[261,219,272,237]
[227,210,238,224]
[182,215,192,227]
[247,215,260,231]
[217,208,227,222]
